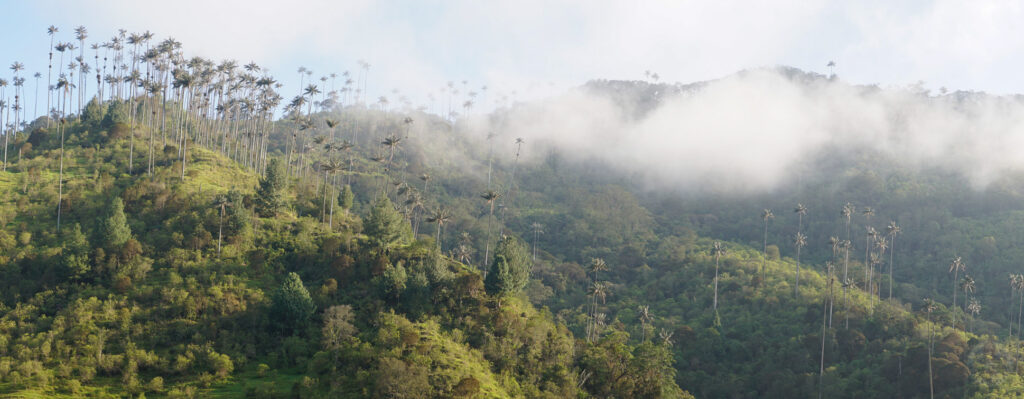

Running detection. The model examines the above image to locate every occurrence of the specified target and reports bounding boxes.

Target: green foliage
[270,272,316,333]
[255,159,287,217]
[61,224,91,280]
[339,184,354,211]
[484,235,531,298]
[81,97,106,126]
[101,197,132,247]
[101,99,130,128]
[363,197,409,250]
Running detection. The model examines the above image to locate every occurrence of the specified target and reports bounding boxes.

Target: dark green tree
[62,223,91,280]
[270,272,316,333]
[363,197,410,251]
[484,235,531,299]
[255,158,287,217]
[101,197,132,247]
[338,184,354,213]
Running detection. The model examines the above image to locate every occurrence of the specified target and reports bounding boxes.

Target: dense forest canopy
[1,23,1024,399]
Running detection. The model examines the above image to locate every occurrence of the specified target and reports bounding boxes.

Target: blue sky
[1,0,1023,115]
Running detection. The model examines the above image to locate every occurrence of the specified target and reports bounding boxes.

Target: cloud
[490,69,1024,193]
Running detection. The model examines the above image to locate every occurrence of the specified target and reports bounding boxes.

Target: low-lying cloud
[486,68,1024,192]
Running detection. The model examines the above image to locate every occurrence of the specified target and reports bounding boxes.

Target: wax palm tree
[587,281,608,342]
[213,195,229,257]
[862,207,875,285]
[819,262,836,399]
[967,299,981,334]
[381,135,402,194]
[531,222,544,262]
[638,305,652,343]
[46,25,58,127]
[960,275,975,316]
[589,257,608,282]
[426,207,452,250]
[794,203,807,232]
[949,257,966,321]
[886,221,901,300]
[760,209,774,283]
[827,60,836,77]
[841,203,854,295]
[794,232,807,296]
[864,226,877,293]
[480,189,501,263]
[659,328,674,347]
[1011,276,1019,337]
[871,235,888,304]
[320,160,342,226]
[712,241,726,311]
[1012,274,1021,338]
[922,298,937,399]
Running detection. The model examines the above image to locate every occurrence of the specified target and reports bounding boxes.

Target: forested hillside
[2,26,1024,399]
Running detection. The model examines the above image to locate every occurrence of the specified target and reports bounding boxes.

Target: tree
[922,298,937,399]
[1013,274,1024,339]
[639,305,652,343]
[213,195,228,257]
[480,189,502,264]
[255,159,287,217]
[960,275,974,317]
[531,222,544,262]
[760,209,774,283]
[948,257,965,325]
[364,198,410,252]
[102,197,132,247]
[321,305,356,350]
[62,223,91,280]
[484,235,531,301]
[711,241,726,311]
[862,207,875,286]
[426,207,451,251]
[794,232,806,296]
[338,184,354,213]
[270,272,315,334]
[886,221,901,300]
[967,299,981,334]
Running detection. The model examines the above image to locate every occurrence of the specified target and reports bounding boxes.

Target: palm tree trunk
[888,235,896,300]
[713,257,720,311]
[217,205,224,257]
[819,292,828,399]
[928,314,935,399]
[762,220,768,283]
[795,246,801,296]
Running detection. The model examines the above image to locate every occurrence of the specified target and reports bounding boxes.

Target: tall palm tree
[794,203,807,232]
[712,241,726,311]
[871,235,888,304]
[761,209,774,283]
[922,298,937,399]
[531,222,544,262]
[864,226,877,294]
[794,232,807,296]
[819,262,836,399]
[862,207,875,286]
[426,207,452,251]
[960,275,975,317]
[638,305,652,343]
[587,281,608,342]
[949,257,966,323]
[320,160,342,226]
[588,257,608,282]
[967,299,981,334]
[46,25,58,128]
[1012,274,1021,338]
[841,203,854,299]
[381,135,402,195]
[480,189,501,264]
[213,195,228,257]
[1011,274,1019,339]
[886,221,901,300]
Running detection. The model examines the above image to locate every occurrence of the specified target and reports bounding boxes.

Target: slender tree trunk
[928,314,935,399]
[888,235,896,300]
[713,257,720,311]
[217,205,224,257]
[819,291,828,399]
[762,220,768,284]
